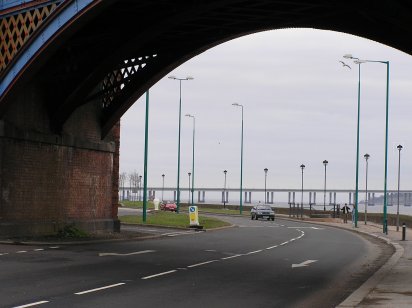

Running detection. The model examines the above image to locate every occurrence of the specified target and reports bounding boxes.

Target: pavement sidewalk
[296,217,412,307]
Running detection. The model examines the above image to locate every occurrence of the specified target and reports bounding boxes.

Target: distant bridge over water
[119,187,412,207]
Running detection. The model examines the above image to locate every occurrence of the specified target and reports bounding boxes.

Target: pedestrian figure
[342,203,350,223]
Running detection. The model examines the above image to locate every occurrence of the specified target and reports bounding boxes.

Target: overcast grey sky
[119,28,412,192]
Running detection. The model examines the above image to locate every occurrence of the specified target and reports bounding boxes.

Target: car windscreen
[257,206,272,210]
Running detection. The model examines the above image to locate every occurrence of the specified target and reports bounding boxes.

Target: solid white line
[266,245,279,250]
[221,254,242,260]
[12,301,49,308]
[161,231,191,236]
[141,270,177,280]
[75,283,125,295]
[99,250,155,257]
[187,260,219,268]
[246,250,262,255]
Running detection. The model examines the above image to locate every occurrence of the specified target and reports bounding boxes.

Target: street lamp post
[397,145,403,231]
[264,168,268,204]
[300,164,305,219]
[186,114,196,207]
[343,54,362,228]
[223,170,227,208]
[162,174,165,201]
[188,172,191,204]
[168,75,194,213]
[232,103,244,214]
[139,175,142,201]
[323,160,328,211]
[364,154,370,225]
[345,55,390,234]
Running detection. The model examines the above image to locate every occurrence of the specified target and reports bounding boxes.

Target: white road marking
[205,249,216,252]
[49,246,60,249]
[0,253,9,256]
[287,226,324,230]
[12,301,49,308]
[161,231,193,237]
[266,245,279,250]
[34,249,44,251]
[221,254,242,260]
[292,260,318,268]
[16,251,27,253]
[99,250,155,257]
[187,260,219,268]
[141,270,177,280]
[245,250,262,255]
[75,283,125,295]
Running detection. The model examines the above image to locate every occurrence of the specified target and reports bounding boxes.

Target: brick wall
[0,83,120,235]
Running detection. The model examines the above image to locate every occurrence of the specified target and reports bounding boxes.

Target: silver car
[251,205,275,221]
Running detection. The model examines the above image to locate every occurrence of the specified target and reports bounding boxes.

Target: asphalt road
[0,216,392,308]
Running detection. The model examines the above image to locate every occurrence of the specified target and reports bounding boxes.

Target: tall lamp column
[162,174,165,201]
[186,114,196,207]
[223,170,228,208]
[364,154,370,225]
[232,103,244,214]
[300,164,305,219]
[396,145,403,231]
[264,168,268,204]
[323,160,328,211]
[168,75,194,213]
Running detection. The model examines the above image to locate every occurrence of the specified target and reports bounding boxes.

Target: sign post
[189,206,199,227]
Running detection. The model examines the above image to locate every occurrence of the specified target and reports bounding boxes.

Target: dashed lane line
[245,250,263,255]
[221,254,243,260]
[75,283,126,295]
[141,270,177,280]
[99,250,155,257]
[12,301,49,308]
[0,247,59,257]
[187,260,219,268]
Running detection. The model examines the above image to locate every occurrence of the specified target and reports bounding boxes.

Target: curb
[336,233,404,307]
[274,215,403,308]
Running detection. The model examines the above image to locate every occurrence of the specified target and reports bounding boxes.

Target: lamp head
[186,76,194,80]
[323,160,328,165]
[300,164,305,169]
[224,170,227,174]
[264,168,268,173]
[364,153,370,160]
[397,144,403,150]
[343,54,353,59]
[168,75,176,80]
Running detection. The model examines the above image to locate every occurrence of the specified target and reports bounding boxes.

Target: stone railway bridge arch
[1,0,411,235]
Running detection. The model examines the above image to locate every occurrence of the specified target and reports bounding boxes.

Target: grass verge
[120,211,231,229]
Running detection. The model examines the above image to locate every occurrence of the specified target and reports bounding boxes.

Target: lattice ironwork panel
[102,54,157,109]
[0,2,61,74]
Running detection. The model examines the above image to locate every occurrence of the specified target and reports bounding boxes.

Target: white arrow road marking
[287,227,324,230]
[292,260,318,268]
[99,250,155,257]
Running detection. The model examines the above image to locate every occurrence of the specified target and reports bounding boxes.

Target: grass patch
[121,200,154,209]
[120,211,231,229]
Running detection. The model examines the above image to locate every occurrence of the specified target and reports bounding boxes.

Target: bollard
[402,223,406,241]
